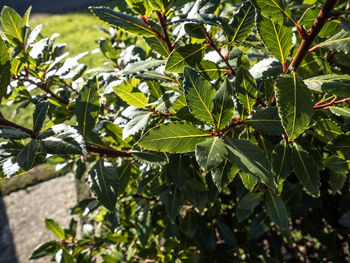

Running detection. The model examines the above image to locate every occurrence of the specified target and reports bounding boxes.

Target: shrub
[0,0,349,262]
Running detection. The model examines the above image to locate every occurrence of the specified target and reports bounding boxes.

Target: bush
[0,0,349,262]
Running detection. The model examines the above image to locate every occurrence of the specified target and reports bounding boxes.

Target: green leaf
[236,192,264,223]
[126,0,148,16]
[339,211,350,228]
[16,140,39,171]
[122,109,152,140]
[160,185,183,221]
[45,218,65,239]
[132,151,169,165]
[99,39,119,63]
[272,140,291,181]
[324,156,348,173]
[0,37,10,65]
[246,107,284,135]
[240,171,259,192]
[88,159,119,211]
[33,101,49,134]
[76,76,100,138]
[22,6,32,27]
[0,60,11,101]
[236,66,257,115]
[211,79,234,130]
[225,138,275,189]
[292,143,320,196]
[154,90,180,113]
[275,73,313,140]
[90,7,157,36]
[1,6,23,42]
[113,82,148,108]
[39,124,87,155]
[183,67,216,123]
[138,121,211,153]
[255,0,295,25]
[316,30,350,54]
[326,134,350,159]
[144,37,170,58]
[184,23,207,39]
[312,119,342,141]
[211,160,239,191]
[134,71,175,82]
[329,172,346,193]
[195,137,227,172]
[329,107,350,118]
[55,248,75,263]
[304,75,350,97]
[165,44,206,73]
[196,60,224,80]
[123,60,165,75]
[217,221,237,247]
[257,14,292,71]
[0,126,31,139]
[265,191,289,230]
[229,1,255,42]
[135,200,152,246]
[29,241,59,260]
[103,122,131,147]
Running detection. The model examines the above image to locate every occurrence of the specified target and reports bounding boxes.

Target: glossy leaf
[339,211,350,228]
[229,1,255,42]
[55,248,75,263]
[246,107,284,135]
[236,192,264,222]
[0,37,10,65]
[272,140,291,181]
[211,79,234,130]
[138,121,211,153]
[160,186,183,221]
[265,191,289,230]
[45,218,65,239]
[90,7,157,36]
[292,143,320,197]
[33,101,49,134]
[257,14,292,71]
[255,0,293,24]
[144,37,170,57]
[122,109,152,140]
[75,76,100,138]
[165,44,206,73]
[329,107,350,118]
[16,140,39,171]
[225,138,275,189]
[304,74,350,97]
[326,134,350,159]
[316,30,350,54]
[183,67,216,123]
[217,221,237,247]
[240,171,259,192]
[39,124,87,155]
[236,66,257,115]
[135,200,152,246]
[185,23,206,39]
[0,39,11,101]
[0,126,31,139]
[211,160,239,191]
[29,241,59,260]
[88,159,119,211]
[196,60,224,80]
[1,6,23,42]
[275,73,313,140]
[113,82,148,108]
[195,137,227,172]
[123,59,165,75]
[132,151,169,165]
[324,156,348,173]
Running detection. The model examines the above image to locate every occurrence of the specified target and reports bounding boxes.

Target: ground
[0,174,77,263]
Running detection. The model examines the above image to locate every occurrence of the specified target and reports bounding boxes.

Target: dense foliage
[0,0,350,262]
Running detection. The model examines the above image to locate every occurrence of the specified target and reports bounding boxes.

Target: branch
[287,0,339,73]
[202,25,236,76]
[0,116,36,138]
[313,98,350,109]
[156,11,174,52]
[86,144,132,157]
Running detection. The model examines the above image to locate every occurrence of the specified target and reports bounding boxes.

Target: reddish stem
[313,98,350,109]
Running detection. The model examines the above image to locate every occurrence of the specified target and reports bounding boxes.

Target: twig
[86,144,131,157]
[202,25,236,76]
[0,117,36,138]
[313,98,350,109]
[287,0,339,73]
[156,11,174,52]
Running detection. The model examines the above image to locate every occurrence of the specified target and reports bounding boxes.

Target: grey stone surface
[0,0,112,15]
[0,197,18,263]
[2,174,77,263]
